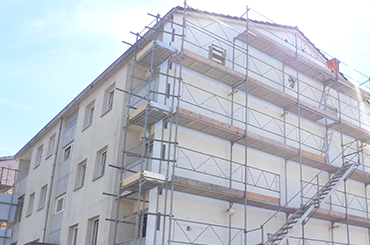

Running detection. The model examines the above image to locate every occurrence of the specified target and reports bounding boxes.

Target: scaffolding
[0,164,18,245]
[109,3,370,245]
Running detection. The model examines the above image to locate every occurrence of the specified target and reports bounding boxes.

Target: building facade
[9,5,370,245]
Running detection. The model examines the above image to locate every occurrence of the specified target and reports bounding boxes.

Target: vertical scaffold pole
[134,14,160,244]
[167,1,186,244]
[294,33,304,243]
[244,6,250,245]
[334,58,350,245]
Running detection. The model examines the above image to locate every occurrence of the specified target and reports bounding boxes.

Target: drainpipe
[41,118,63,242]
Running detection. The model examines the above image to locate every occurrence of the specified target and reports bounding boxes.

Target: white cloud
[0,146,17,154]
[0,97,34,112]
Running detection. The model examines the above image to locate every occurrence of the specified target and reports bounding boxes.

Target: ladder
[319,80,333,110]
[266,161,358,245]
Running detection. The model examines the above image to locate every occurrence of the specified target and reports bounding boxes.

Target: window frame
[75,160,87,190]
[63,144,73,162]
[46,134,56,159]
[98,151,107,177]
[91,219,99,245]
[16,195,24,222]
[72,226,78,245]
[55,195,66,214]
[102,83,116,116]
[35,145,43,168]
[38,185,48,210]
[83,100,95,130]
[94,147,108,180]
[26,192,35,217]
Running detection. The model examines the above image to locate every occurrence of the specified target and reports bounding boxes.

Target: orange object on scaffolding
[327,58,340,76]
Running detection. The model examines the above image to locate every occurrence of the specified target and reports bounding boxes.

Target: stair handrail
[250,151,361,244]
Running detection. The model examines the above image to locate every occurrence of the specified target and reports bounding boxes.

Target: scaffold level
[121,171,165,193]
[136,40,178,68]
[0,184,12,193]
[120,171,370,230]
[236,29,370,102]
[181,48,370,144]
[175,107,370,184]
[128,102,172,127]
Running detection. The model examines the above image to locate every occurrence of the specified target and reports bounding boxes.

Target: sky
[1,0,370,157]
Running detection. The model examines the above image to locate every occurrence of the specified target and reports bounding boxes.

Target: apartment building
[8,5,370,245]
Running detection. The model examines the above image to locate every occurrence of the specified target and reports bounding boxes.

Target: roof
[14,6,332,158]
[0,156,15,162]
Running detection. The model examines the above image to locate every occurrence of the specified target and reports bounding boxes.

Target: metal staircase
[266,161,358,245]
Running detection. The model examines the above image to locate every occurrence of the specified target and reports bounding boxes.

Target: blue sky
[1,0,370,156]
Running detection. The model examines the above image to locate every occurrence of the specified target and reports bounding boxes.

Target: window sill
[45,154,53,160]
[34,164,40,170]
[55,210,64,215]
[73,185,84,192]
[37,206,45,212]
[101,108,112,117]
[92,174,104,182]
[82,123,92,132]
[25,213,32,218]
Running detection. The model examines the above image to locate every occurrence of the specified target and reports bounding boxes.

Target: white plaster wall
[16,122,60,244]
[57,62,129,245]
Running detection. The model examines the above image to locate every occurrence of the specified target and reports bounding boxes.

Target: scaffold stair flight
[265,161,359,245]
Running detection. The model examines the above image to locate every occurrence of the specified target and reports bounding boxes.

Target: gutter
[41,118,63,242]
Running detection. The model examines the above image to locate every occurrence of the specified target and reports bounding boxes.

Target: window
[68,225,78,245]
[63,144,73,161]
[38,185,48,210]
[16,195,24,223]
[83,101,95,129]
[75,160,87,189]
[91,219,99,245]
[35,145,43,168]
[94,147,107,179]
[26,192,35,216]
[102,83,115,115]
[47,134,56,158]
[107,90,114,110]
[55,195,66,214]
[72,227,78,245]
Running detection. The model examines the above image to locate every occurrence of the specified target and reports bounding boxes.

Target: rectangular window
[75,160,87,189]
[94,147,108,179]
[68,225,78,245]
[26,192,35,216]
[38,185,48,210]
[72,227,78,245]
[64,144,73,161]
[47,134,56,158]
[16,195,24,223]
[102,83,115,115]
[88,106,94,125]
[107,90,114,110]
[91,219,99,245]
[55,195,66,214]
[98,151,107,177]
[35,145,43,168]
[83,101,95,129]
